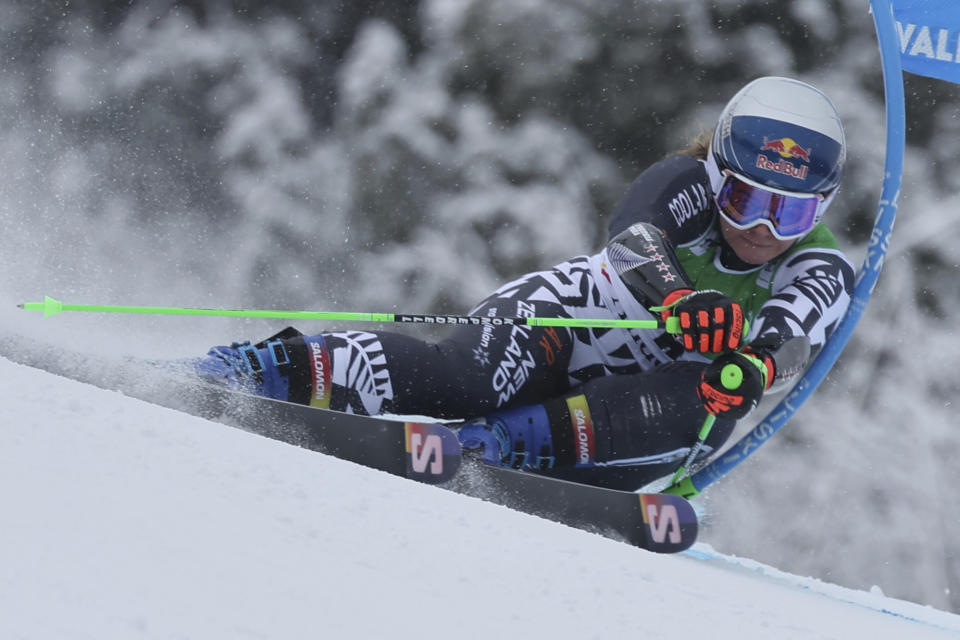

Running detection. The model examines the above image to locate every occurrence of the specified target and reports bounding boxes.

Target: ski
[0,335,697,553]
[217,391,698,553]
[219,391,463,485]
[459,463,697,553]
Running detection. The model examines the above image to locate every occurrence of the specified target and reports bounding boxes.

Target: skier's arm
[746,247,855,390]
[608,222,746,354]
[607,154,715,245]
[681,252,845,418]
[678,245,853,417]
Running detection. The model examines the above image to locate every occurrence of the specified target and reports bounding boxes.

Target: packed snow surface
[2,357,959,639]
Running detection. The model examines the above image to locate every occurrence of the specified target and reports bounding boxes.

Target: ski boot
[457,404,556,470]
[192,327,304,401]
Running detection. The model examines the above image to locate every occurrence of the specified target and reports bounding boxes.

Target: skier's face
[719,218,796,265]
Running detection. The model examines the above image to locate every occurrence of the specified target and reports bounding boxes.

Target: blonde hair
[671,127,712,160]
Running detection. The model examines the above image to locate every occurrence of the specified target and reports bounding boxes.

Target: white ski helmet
[705,77,846,239]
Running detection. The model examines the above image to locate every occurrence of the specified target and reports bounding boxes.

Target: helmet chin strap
[704,142,725,195]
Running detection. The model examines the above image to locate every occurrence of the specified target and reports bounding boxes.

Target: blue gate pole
[665,0,906,498]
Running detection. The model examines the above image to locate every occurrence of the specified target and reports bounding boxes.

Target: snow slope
[2,356,959,640]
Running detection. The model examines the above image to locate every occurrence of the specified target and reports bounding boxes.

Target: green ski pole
[18,296,683,332]
[664,349,763,496]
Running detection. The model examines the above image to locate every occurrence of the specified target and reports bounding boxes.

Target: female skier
[195,77,854,489]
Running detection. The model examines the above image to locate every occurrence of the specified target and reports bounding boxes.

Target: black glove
[665,289,746,354]
[697,351,769,419]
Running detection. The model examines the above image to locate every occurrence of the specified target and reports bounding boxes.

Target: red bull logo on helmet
[757,136,811,180]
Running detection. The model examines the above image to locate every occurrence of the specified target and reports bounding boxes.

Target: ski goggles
[715,170,824,240]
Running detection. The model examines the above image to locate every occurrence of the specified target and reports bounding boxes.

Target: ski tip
[638,493,698,553]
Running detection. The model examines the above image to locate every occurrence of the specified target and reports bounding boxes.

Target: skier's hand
[662,289,746,354]
[697,351,770,419]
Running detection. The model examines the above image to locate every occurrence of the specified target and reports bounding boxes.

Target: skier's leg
[194,326,308,401]
[194,327,465,416]
[193,313,574,418]
[457,361,736,489]
[194,261,590,417]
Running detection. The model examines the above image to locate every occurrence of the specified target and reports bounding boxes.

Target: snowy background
[2,0,960,618]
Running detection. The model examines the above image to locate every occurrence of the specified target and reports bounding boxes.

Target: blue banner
[892,0,960,83]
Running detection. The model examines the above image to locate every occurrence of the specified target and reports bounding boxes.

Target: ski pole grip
[664,316,681,334]
[718,351,767,391]
[661,315,750,341]
[720,363,744,390]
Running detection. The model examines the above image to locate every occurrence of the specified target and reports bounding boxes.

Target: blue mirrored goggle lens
[717,176,820,238]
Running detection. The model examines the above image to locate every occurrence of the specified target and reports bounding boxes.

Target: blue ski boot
[192,327,304,401]
[457,404,556,470]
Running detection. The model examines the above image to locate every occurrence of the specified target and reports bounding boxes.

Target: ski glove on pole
[697,350,773,420]
[660,289,746,354]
